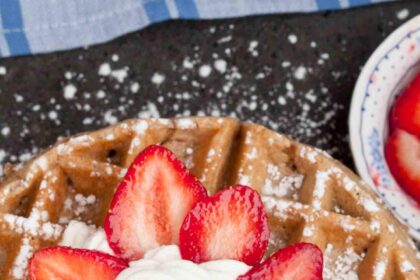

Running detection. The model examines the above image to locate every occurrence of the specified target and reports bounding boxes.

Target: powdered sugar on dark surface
[0,2,418,177]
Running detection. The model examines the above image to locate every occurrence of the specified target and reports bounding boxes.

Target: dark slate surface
[0,0,418,173]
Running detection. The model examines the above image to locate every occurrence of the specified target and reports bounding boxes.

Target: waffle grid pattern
[0,117,418,279]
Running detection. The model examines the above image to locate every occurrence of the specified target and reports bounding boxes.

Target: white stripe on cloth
[195,0,319,18]
[166,0,181,19]
[19,0,150,55]
[0,14,10,57]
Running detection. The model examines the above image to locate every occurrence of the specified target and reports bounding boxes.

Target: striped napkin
[0,0,392,57]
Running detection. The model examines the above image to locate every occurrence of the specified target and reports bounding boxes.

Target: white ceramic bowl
[350,15,420,240]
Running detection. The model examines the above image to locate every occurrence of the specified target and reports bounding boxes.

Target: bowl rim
[349,15,420,240]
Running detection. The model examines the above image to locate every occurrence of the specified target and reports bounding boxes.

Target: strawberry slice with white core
[237,243,323,280]
[28,246,128,280]
[385,129,420,203]
[179,185,269,266]
[104,145,208,260]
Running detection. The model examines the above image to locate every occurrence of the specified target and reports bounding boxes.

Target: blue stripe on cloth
[349,0,371,5]
[0,0,30,55]
[315,0,342,10]
[144,0,171,22]
[175,0,199,19]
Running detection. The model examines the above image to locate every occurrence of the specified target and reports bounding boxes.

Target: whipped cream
[116,245,251,280]
[60,221,250,279]
[60,220,114,255]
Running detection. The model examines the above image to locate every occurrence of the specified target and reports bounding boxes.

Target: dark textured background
[0,0,418,173]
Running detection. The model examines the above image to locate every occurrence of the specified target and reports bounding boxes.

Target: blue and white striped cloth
[0,0,392,57]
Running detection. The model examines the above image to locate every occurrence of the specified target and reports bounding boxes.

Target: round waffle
[0,117,418,279]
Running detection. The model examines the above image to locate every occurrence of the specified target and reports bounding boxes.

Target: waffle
[0,117,418,280]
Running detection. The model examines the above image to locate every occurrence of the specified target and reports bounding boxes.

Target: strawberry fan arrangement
[29,145,324,280]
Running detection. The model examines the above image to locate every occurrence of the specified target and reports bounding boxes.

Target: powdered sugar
[248,41,259,56]
[63,84,77,100]
[98,63,112,76]
[313,168,338,209]
[238,174,251,186]
[151,72,165,85]
[134,120,149,135]
[370,220,381,232]
[198,65,212,78]
[294,66,307,80]
[302,226,314,237]
[0,66,7,75]
[262,165,303,201]
[1,126,10,136]
[214,59,227,73]
[373,261,386,280]
[288,34,298,44]
[110,67,129,83]
[360,196,380,212]
[98,63,129,83]
[104,110,118,125]
[4,210,63,279]
[130,82,140,93]
[299,146,318,163]
[396,9,409,20]
[401,260,415,272]
[11,238,33,279]
[342,176,357,192]
[323,244,363,280]
[138,102,160,118]
[63,193,97,217]
[176,118,195,129]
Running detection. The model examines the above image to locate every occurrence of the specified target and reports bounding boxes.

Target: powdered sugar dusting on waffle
[62,193,97,220]
[3,212,62,240]
[3,211,63,279]
[370,220,381,233]
[57,143,73,155]
[401,260,415,272]
[237,173,251,186]
[342,176,357,191]
[360,196,380,212]
[133,120,149,135]
[262,164,303,200]
[262,197,307,221]
[176,118,196,129]
[11,238,33,279]
[323,244,364,280]
[299,146,319,163]
[313,167,340,210]
[303,225,315,237]
[34,157,49,171]
[69,134,94,145]
[373,261,386,280]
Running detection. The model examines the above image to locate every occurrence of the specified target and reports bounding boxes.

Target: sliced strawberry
[238,243,323,280]
[179,185,269,266]
[28,246,128,280]
[390,74,420,136]
[104,145,208,260]
[385,129,420,203]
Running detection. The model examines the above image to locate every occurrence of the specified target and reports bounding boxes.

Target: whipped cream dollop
[60,220,114,255]
[116,245,251,280]
[60,221,250,280]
